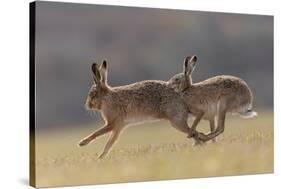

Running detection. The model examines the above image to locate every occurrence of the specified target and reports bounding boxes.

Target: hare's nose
[85,102,92,110]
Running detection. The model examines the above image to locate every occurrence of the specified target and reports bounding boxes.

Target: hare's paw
[197,132,208,142]
[78,138,90,147]
[97,152,107,159]
[191,132,205,146]
[186,129,197,138]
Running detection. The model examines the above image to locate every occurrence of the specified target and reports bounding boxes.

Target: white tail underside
[240,111,258,118]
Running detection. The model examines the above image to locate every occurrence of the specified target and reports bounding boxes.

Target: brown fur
[168,55,257,143]
[79,60,203,159]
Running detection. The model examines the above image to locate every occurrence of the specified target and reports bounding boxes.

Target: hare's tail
[237,103,258,118]
[240,109,258,118]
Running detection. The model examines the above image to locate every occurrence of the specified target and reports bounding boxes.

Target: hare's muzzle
[85,98,94,110]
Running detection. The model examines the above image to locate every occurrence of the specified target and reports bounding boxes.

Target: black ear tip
[184,56,191,65]
[92,62,97,71]
[102,60,107,68]
[192,55,197,62]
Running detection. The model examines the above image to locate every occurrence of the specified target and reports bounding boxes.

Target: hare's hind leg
[191,112,204,133]
[78,124,113,147]
[168,118,202,144]
[98,125,123,159]
[198,102,227,142]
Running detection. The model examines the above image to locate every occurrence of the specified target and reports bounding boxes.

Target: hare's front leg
[98,126,123,159]
[186,113,204,145]
[78,124,113,147]
[198,107,227,142]
[191,117,217,143]
[190,112,204,135]
[209,119,217,143]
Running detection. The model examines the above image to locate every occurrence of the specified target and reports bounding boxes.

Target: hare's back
[113,80,168,99]
[196,75,252,96]
[111,80,184,117]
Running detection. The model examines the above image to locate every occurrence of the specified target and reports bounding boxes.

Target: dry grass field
[34,111,273,188]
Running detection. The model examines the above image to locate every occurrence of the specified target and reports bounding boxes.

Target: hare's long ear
[92,63,101,85]
[99,60,108,85]
[184,55,197,76]
[183,56,191,76]
[188,55,197,74]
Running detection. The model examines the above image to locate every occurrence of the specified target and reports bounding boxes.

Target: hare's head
[85,60,109,110]
[168,55,197,92]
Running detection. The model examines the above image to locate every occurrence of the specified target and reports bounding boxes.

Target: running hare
[168,55,257,143]
[78,60,203,159]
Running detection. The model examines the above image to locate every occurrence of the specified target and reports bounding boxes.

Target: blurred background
[35,1,273,130]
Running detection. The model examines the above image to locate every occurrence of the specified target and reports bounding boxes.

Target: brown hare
[78,60,203,159]
[168,55,257,143]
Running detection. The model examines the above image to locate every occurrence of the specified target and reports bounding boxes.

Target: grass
[34,111,273,187]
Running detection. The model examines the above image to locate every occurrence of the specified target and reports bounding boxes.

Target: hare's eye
[89,92,95,97]
[175,78,179,82]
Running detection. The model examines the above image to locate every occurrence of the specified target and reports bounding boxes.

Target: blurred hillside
[34,2,273,129]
